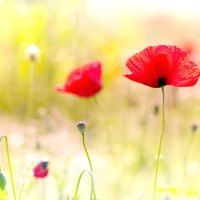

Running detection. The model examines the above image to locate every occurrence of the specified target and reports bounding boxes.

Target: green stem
[0,135,16,200]
[17,162,32,200]
[73,170,94,200]
[82,134,93,172]
[82,134,96,200]
[17,181,25,200]
[153,87,165,200]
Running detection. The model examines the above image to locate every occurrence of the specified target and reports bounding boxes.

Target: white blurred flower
[26,44,40,62]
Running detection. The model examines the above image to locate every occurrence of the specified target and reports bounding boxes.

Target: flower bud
[0,172,6,191]
[77,122,87,134]
[153,105,159,115]
[191,123,198,133]
[33,160,49,179]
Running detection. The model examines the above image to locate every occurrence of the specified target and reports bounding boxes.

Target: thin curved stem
[17,171,29,200]
[0,135,16,200]
[82,134,93,172]
[82,134,96,199]
[73,170,94,200]
[153,87,165,200]
[17,162,33,200]
[17,181,25,200]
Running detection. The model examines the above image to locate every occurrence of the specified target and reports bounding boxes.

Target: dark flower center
[41,161,48,169]
[158,77,166,87]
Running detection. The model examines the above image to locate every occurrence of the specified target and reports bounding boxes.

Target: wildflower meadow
[1,0,200,200]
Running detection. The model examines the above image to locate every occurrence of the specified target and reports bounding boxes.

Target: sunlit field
[1,0,200,200]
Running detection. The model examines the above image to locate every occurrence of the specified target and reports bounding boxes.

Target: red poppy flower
[124,45,200,88]
[56,61,102,97]
[33,161,49,178]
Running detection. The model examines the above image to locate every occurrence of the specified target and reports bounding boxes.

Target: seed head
[77,122,87,134]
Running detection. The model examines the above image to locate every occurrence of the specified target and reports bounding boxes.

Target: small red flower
[56,61,102,97]
[124,45,200,88]
[33,161,49,178]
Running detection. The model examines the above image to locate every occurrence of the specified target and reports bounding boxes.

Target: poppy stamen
[158,77,166,87]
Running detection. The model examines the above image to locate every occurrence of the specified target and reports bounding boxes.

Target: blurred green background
[1,0,200,199]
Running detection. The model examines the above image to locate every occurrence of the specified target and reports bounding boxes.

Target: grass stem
[73,170,94,200]
[82,134,96,199]
[0,135,16,200]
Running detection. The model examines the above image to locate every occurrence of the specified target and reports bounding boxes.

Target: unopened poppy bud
[0,172,6,191]
[26,44,40,62]
[77,122,87,134]
[191,123,198,133]
[33,160,49,179]
[153,105,159,115]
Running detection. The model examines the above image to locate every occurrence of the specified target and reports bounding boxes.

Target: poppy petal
[56,61,102,97]
[124,45,200,88]
[167,46,200,86]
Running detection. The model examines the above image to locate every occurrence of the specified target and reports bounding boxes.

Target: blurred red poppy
[124,45,200,88]
[33,161,49,178]
[56,61,102,97]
